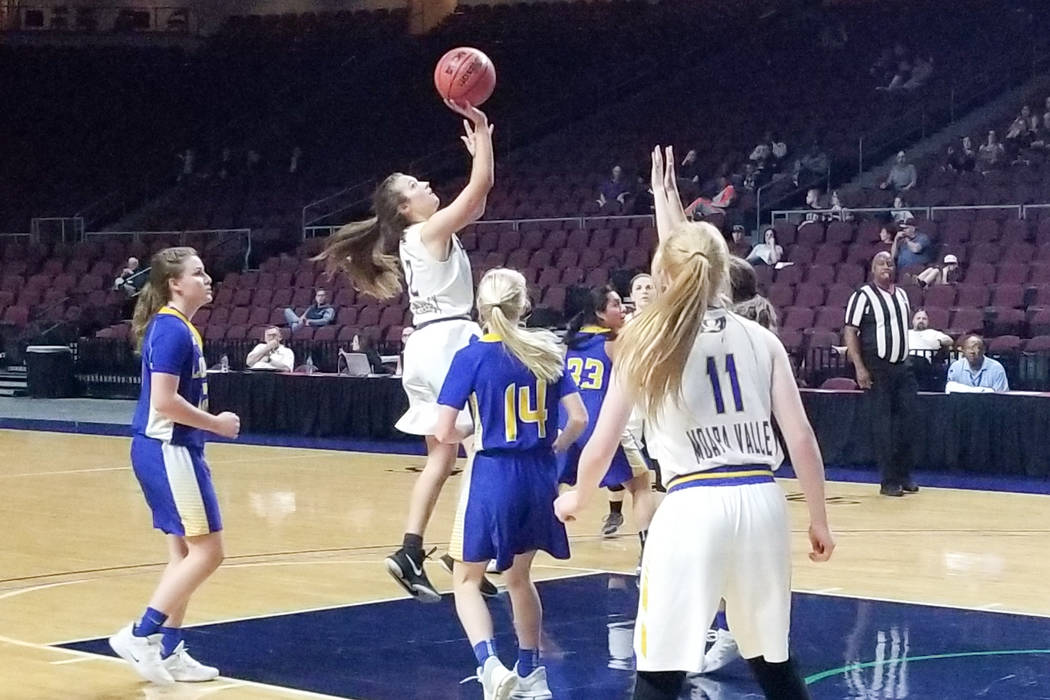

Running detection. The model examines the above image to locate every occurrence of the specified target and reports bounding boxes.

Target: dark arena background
[2,1,1050,698]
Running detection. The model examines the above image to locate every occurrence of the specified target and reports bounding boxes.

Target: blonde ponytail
[131,246,198,350]
[616,222,729,418]
[478,268,564,383]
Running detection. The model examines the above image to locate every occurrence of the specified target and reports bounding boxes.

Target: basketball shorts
[635,469,791,671]
[131,436,222,537]
[557,440,648,489]
[395,318,481,436]
[448,450,570,572]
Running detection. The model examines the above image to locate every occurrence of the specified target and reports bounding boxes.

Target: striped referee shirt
[844,283,911,363]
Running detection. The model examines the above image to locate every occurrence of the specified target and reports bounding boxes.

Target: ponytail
[478,269,564,383]
[616,222,729,418]
[131,246,198,350]
[313,216,402,300]
[312,173,410,300]
[131,282,166,350]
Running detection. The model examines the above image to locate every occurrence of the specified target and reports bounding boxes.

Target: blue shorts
[131,436,222,537]
[449,450,570,572]
[557,442,647,489]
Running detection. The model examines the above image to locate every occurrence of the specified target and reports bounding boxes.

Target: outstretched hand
[661,145,688,226]
[459,118,494,157]
[445,99,489,126]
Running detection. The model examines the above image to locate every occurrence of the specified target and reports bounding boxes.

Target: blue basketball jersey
[131,307,209,448]
[561,326,613,446]
[438,334,578,452]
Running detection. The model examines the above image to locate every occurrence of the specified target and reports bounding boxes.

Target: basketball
[434,47,496,107]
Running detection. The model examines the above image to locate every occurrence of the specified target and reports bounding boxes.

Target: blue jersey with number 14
[437,335,578,452]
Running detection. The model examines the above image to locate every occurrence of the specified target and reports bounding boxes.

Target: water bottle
[220,354,230,373]
[305,353,316,375]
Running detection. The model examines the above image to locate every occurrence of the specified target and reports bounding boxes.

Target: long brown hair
[313,173,410,300]
[131,246,198,349]
[616,222,729,417]
[478,268,564,383]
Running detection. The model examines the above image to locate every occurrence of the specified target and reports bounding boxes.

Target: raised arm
[419,103,495,257]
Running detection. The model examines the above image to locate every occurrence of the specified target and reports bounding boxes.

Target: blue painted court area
[60,573,1050,699]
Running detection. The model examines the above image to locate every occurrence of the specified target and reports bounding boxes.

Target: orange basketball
[434,47,496,107]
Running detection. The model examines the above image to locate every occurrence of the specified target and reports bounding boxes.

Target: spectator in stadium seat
[746,227,783,267]
[726,224,751,258]
[176,148,194,182]
[597,165,631,209]
[908,309,952,355]
[891,195,915,226]
[879,151,917,191]
[900,55,934,90]
[946,136,976,172]
[114,257,144,296]
[891,218,932,271]
[678,149,701,183]
[947,334,1009,392]
[794,143,829,186]
[288,146,303,175]
[284,288,334,332]
[728,256,778,332]
[351,333,391,375]
[685,176,736,218]
[628,173,654,215]
[916,253,961,288]
[978,130,1005,172]
[217,147,234,179]
[246,326,295,371]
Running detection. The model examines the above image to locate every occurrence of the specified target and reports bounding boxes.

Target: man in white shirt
[907,309,952,357]
[246,327,295,371]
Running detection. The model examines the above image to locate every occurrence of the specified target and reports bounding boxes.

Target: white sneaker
[108,623,175,685]
[479,656,517,700]
[511,663,552,699]
[163,641,220,682]
[701,628,739,673]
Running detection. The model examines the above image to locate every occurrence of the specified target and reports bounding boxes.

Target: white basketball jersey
[646,309,784,483]
[399,222,474,326]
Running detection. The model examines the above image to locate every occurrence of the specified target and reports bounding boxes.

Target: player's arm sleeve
[844,290,867,328]
[554,369,580,400]
[437,349,476,410]
[148,322,192,375]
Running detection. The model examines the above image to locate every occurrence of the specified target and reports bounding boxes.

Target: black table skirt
[208,372,409,440]
[802,391,1050,477]
[208,372,1050,477]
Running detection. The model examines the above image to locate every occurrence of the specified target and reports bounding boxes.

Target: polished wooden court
[3,428,1049,699]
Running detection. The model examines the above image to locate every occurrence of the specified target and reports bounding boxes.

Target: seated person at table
[946,334,1009,393]
[246,327,295,371]
[352,333,391,375]
[284,288,335,332]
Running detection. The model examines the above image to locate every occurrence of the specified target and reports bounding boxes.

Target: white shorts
[395,318,481,436]
[634,480,791,671]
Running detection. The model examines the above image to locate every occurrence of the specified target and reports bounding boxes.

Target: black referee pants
[865,357,918,487]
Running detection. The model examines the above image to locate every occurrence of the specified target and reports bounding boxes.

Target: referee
[843,251,919,497]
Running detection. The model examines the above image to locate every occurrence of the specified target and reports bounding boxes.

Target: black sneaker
[439,553,499,598]
[901,481,919,493]
[385,547,441,603]
[879,483,904,497]
[601,512,625,537]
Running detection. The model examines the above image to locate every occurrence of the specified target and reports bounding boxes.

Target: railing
[771,201,1050,227]
[797,347,1050,392]
[13,4,196,34]
[30,216,83,243]
[304,214,658,240]
[84,228,252,271]
[300,180,378,237]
